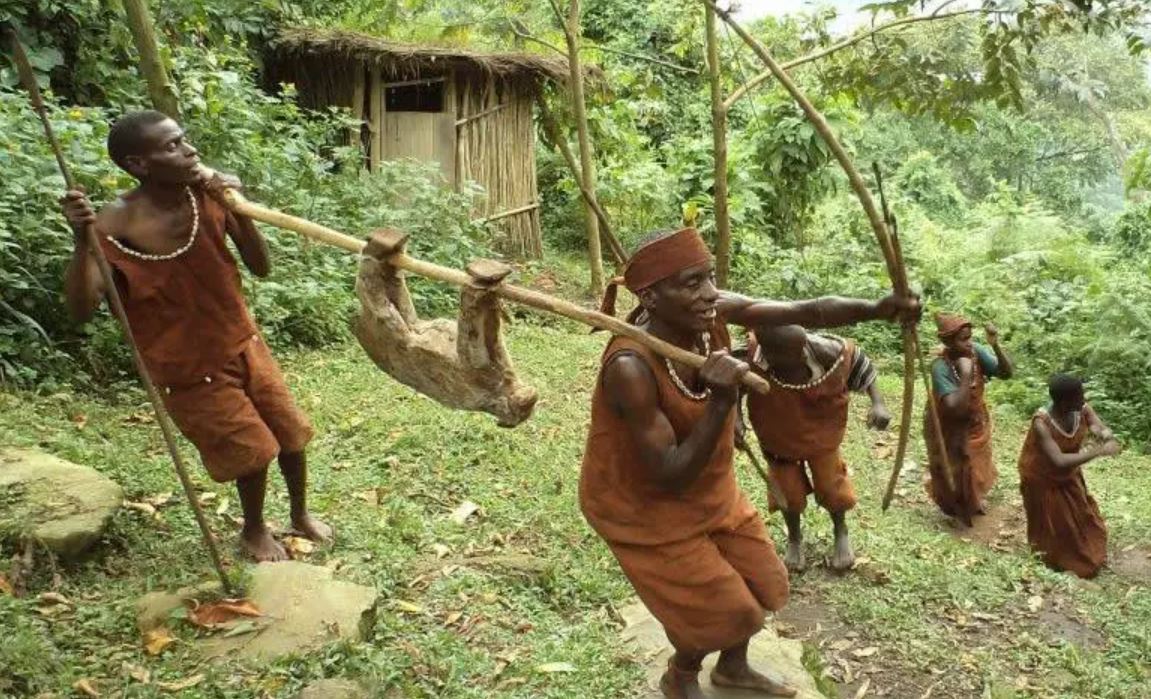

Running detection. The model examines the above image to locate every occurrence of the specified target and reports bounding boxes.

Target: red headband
[597,228,713,322]
[623,227,712,292]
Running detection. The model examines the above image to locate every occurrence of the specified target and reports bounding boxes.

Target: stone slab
[0,447,123,560]
[138,562,378,661]
[295,679,368,699]
[620,601,826,699]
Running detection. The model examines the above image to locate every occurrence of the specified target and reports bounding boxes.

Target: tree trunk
[121,0,181,119]
[562,0,605,297]
[705,7,732,287]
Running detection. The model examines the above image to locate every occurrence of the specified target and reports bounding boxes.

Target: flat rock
[295,679,368,699]
[138,562,378,661]
[621,601,825,699]
[0,447,123,560]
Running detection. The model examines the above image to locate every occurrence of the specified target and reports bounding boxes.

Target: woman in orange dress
[1017,374,1120,579]
[925,314,1013,523]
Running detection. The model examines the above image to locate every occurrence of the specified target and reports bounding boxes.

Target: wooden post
[561,0,605,297]
[369,66,383,171]
[121,0,181,119]
[705,6,732,287]
[349,66,366,157]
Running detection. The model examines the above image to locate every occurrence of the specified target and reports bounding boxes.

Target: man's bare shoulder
[94,193,145,239]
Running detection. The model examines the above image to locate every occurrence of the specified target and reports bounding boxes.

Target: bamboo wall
[454,74,542,259]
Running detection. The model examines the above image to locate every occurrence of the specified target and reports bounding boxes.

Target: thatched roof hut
[265,28,567,258]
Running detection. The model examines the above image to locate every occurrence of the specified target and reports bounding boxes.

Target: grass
[2,319,1150,698]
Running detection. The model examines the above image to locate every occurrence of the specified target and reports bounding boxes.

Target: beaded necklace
[107,187,198,261]
[946,358,979,388]
[1042,406,1081,439]
[665,333,711,401]
[757,334,845,390]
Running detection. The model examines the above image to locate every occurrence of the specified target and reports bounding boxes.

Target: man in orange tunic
[580,228,919,699]
[742,325,890,572]
[61,111,330,561]
[925,313,1013,523]
[1018,374,1119,578]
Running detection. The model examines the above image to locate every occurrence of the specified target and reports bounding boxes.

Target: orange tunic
[99,191,257,388]
[746,336,858,514]
[99,192,312,481]
[580,327,788,653]
[925,355,996,518]
[1017,407,1107,578]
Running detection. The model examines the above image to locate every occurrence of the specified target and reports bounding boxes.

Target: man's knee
[761,576,789,612]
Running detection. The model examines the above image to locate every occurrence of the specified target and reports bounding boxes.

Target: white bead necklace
[947,360,978,388]
[107,187,198,261]
[757,334,845,390]
[665,333,711,401]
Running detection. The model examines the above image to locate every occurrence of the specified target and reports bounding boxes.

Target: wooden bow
[701,1,958,518]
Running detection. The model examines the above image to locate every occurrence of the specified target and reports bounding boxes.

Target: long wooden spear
[5,28,235,592]
[700,1,959,518]
[219,189,775,396]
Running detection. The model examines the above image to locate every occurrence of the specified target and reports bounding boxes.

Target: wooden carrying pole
[220,189,773,396]
[6,29,233,593]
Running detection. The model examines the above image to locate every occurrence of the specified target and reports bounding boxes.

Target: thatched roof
[269,28,570,82]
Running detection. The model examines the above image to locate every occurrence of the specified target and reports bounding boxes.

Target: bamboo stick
[478,202,539,224]
[220,189,772,395]
[349,67,366,151]
[456,102,509,127]
[369,66,383,171]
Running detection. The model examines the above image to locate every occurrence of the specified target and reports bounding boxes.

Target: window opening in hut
[386,81,444,112]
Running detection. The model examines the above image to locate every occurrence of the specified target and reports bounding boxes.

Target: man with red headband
[580,228,919,699]
[925,313,1014,522]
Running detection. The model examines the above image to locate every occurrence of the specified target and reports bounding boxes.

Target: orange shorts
[161,336,314,482]
[605,511,789,653]
[766,450,857,514]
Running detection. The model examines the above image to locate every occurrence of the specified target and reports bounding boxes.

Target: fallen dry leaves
[156,674,205,691]
[188,598,262,628]
[144,626,177,656]
[73,678,100,697]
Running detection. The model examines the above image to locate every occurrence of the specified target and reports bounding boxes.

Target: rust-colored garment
[924,355,996,517]
[580,327,788,653]
[100,192,311,481]
[746,337,858,514]
[161,335,313,482]
[99,191,257,387]
[1017,407,1107,578]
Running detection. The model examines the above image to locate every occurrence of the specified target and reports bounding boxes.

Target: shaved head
[756,324,808,369]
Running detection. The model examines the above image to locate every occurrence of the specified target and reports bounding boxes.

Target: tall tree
[554,0,605,296]
[121,0,181,118]
[705,5,731,286]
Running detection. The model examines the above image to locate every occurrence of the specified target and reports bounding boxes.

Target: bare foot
[659,662,704,699]
[712,663,798,697]
[784,540,806,572]
[830,533,855,571]
[241,526,288,562]
[290,513,333,543]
